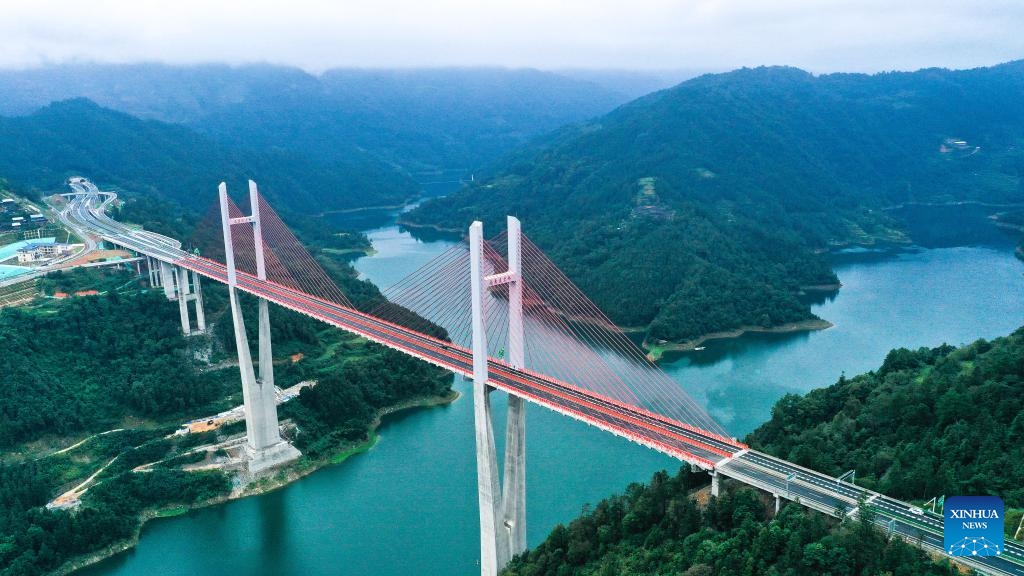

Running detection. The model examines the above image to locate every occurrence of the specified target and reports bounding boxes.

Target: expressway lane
[721,451,1024,575]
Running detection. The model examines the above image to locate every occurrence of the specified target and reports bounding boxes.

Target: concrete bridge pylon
[219,181,301,474]
[471,216,527,575]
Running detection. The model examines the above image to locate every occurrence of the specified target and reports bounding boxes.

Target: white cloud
[0,0,1021,72]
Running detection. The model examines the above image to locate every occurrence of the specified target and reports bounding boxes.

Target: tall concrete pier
[155,258,205,335]
[219,180,301,474]
[470,216,528,575]
[175,266,206,335]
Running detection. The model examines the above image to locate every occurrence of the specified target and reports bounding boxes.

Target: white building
[16,242,73,263]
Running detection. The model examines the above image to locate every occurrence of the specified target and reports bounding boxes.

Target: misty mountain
[0,63,632,171]
[406,61,1024,341]
[0,98,417,213]
[554,68,708,99]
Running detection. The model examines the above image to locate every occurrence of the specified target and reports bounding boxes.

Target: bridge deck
[65,188,1024,576]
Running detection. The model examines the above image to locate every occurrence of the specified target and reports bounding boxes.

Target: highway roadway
[65,180,1024,576]
[0,182,124,289]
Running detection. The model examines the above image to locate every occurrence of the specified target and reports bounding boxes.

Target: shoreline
[52,390,460,576]
[645,318,834,361]
[316,202,410,216]
[799,283,842,291]
[882,200,1024,211]
[394,218,463,235]
[323,246,377,258]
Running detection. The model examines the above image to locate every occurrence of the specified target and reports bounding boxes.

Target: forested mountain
[749,328,1024,509]
[0,64,630,171]
[554,68,704,100]
[407,62,1024,341]
[0,98,416,212]
[206,67,629,171]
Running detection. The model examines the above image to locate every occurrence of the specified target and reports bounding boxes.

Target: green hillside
[407,62,1024,342]
[0,98,417,213]
[748,328,1024,508]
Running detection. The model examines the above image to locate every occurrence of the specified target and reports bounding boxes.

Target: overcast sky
[0,0,1022,73]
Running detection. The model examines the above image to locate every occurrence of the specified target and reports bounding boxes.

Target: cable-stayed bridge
[62,179,1023,576]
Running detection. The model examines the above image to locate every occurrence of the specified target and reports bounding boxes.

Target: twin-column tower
[470,217,528,574]
[217,181,302,473]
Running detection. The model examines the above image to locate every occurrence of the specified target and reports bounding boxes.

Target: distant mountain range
[0,64,633,172]
[0,63,640,245]
[407,61,1024,341]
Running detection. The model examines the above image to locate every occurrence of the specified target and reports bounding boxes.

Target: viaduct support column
[176,266,192,335]
[710,470,721,497]
[147,257,158,287]
[192,272,206,332]
[219,181,300,474]
[160,261,176,300]
[174,267,206,335]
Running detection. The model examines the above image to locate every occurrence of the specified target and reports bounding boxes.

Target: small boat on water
[693,346,706,351]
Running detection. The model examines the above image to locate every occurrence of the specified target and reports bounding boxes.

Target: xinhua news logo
[944,496,1004,557]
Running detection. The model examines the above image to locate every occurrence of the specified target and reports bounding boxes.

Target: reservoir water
[82,205,1024,576]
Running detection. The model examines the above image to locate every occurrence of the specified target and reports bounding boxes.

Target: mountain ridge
[0,63,633,172]
[406,61,1024,341]
[0,97,417,214]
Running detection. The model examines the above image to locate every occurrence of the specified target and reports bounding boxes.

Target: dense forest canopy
[0,286,234,448]
[408,62,1024,341]
[748,327,1024,508]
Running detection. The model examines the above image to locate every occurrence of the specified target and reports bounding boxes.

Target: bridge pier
[177,266,192,335]
[147,257,160,288]
[173,266,206,335]
[774,493,781,516]
[219,181,300,474]
[158,263,206,336]
[193,273,206,332]
[160,261,176,300]
[710,470,721,497]
[471,217,528,575]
